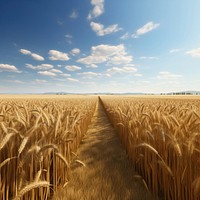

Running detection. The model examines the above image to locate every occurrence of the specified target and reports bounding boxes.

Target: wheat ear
[13,181,50,200]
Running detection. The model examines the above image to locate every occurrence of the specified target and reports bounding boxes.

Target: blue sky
[0,0,200,93]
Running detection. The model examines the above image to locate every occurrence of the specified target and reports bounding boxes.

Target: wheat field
[0,95,97,200]
[1,95,200,199]
[100,95,200,200]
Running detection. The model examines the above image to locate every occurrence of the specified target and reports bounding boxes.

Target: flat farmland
[101,95,200,200]
[1,95,200,200]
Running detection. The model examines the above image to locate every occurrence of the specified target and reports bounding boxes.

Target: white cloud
[65,34,73,44]
[169,49,181,53]
[78,72,100,76]
[104,73,111,78]
[107,66,137,73]
[69,10,78,19]
[67,77,79,82]
[132,22,160,38]
[48,50,70,61]
[31,53,45,61]
[38,71,57,77]
[19,49,44,61]
[65,65,81,71]
[0,64,21,73]
[20,49,31,55]
[157,72,182,80]
[26,64,54,70]
[60,73,71,77]
[186,48,200,58]
[87,0,104,20]
[108,54,132,65]
[120,32,130,40]
[77,44,133,66]
[90,21,122,36]
[50,69,63,73]
[86,64,98,68]
[35,79,47,83]
[65,34,72,39]
[70,48,81,55]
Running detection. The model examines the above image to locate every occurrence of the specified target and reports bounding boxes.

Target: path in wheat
[54,100,155,200]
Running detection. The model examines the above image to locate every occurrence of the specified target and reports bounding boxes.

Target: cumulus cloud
[90,21,122,36]
[65,65,81,71]
[70,48,81,55]
[107,66,137,73]
[48,50,70,61]
[132,21,160,38]
[77,44,133,66]
[157,72,182,80]
[78,72,100,76]
[60,73,71,77]
[108,54,132,65]
[104,73,111,78]
[31,53,45,61]
[26,64,54,70]
[0,64,21,73]
[78,71,101,79]
[67,77,79,82]
[87,0,104,20]
[50,69,63,73]
[86,64,98,68]
[19,49,44,61]
[186,48,200,58]
[69,10,78,19]
[20,49,31,55]
[38,71,57,77]
[120,32,130,40]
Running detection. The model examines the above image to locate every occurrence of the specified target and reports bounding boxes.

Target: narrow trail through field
[54,100,155,200]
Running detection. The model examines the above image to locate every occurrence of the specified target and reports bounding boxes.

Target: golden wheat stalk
[75,159,86,167]
[0,122,8,133]
[34,169,42,182]
[157,160,173,177]
[0,157,17,169]
[13,181,50,200]
[18,136,29,156]
[0,132,17,150]
[55,152,70,168]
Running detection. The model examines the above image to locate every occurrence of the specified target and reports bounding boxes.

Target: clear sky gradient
[0,0,200,93]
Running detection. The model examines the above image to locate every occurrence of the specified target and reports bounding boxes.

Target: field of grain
[100,95,200,200]
[0,95,97,199]
[1,95,200,200]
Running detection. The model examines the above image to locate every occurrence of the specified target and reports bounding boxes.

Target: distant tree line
[160,92,200,95]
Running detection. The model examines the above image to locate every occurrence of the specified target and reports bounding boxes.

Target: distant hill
[41,91,200,95]
[42,92,145,95]
[1,91,199,95]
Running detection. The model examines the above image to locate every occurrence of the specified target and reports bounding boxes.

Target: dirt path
[54,100,155,200]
